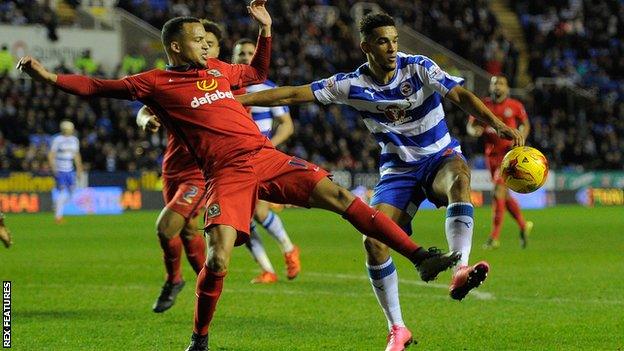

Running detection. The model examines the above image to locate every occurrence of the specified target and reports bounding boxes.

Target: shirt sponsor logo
[375,102,413,123]
[191,90,235,108]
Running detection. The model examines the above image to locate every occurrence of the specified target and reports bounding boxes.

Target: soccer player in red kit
[136,15,272,313]
[467,75,533,249]
[0,211,12,248]
[17,12,461,351]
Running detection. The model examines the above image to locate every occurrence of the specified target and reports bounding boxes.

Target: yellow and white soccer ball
[501,146,549,194]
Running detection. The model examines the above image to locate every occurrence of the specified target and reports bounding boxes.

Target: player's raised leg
[254,200,300,279]
[186,224,237,351]
[246,222,278,283]
[307,177,460,279]
[153,207,187,313]
[430,157,489,300]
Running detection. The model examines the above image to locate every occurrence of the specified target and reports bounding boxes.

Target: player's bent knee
[206,253,229,273]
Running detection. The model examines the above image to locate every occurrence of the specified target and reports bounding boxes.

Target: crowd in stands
[0,0,622,174]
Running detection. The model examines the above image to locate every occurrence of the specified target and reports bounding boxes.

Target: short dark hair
[161,16,201,47]
[359,13,395,40]
[200,19,223,42]
[234,38,255,48]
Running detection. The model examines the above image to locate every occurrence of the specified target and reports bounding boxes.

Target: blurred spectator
[119,49,146,76]
[0,44,14,75]
[74,49,99,75]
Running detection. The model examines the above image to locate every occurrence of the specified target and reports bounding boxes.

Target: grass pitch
[2,206,623,350]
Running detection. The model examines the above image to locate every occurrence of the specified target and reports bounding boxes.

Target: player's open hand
[248,0,272,28]
[16,56,54,83]
[0,217,13,249]
[497,125,525,147]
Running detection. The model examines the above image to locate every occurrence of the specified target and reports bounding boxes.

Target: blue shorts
[370,146,465,232]
[55,171,76,190]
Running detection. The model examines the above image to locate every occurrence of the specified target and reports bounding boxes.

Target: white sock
[445,202,474,269]
[262,211,294,253]
[246,223,275,273]
[55,190,69,219]
[367,257,404,329]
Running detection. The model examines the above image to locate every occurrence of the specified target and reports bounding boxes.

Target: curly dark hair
[359,13,395,41]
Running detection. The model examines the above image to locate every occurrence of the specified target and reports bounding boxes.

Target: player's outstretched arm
[17,56,135,99]
[136,106,161,132]
[446,86,524,146]
[237,85,315,107]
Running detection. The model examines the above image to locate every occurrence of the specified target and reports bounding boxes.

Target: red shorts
[203,146,329,246]
[162,177,208,221]
[486,155,505,185]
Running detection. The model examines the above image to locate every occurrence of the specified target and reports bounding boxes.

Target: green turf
[2,206,623,350]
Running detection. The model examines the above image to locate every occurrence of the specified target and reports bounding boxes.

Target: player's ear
[170,41,181,54]
[360,40,370,54]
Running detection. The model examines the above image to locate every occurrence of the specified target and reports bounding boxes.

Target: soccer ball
[501,146,549,193]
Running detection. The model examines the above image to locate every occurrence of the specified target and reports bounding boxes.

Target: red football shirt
[55,38,271,179]
[161,37,269,181]
[470,97,528,157]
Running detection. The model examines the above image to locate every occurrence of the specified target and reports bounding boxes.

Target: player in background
[136,16,272,313]
[48,120,83,224]
[231,38,300,284]
[466,75,533,249]
[0,211,12,248]
[17,10,462,350]
[236,13,524,350]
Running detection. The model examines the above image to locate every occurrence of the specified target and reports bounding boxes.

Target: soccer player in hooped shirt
[0,211,12,248]
[467,75,533,249]
[48,120,83,224]
[237,13,524,350]
[135,18,272,313]
[231,38,300,284]
[17,10,461,351]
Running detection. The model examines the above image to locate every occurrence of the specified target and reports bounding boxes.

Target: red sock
[343,198,421,261]
[193,267,226,336]
[490,198,505,240]
[505,197,526,230]
[182,234,207,275]
[158,234,183,283]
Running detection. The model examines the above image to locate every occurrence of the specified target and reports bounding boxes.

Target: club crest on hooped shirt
[399,81,413,96]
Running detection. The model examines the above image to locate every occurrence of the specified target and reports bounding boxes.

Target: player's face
[490,76,509,100]
[364,26,399,72]
[232,43,256,65]
[175,22,209,67]
[205,32,220,58]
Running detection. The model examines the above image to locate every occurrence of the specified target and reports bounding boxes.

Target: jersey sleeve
[121,71,157,100]
[414,56,464,96]
[310,73,350,105]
